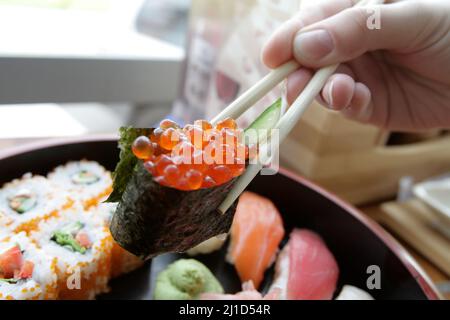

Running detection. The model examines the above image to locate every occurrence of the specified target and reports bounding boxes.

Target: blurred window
[0,0,187,141]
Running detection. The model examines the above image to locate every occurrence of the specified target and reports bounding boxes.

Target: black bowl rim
[0,134,442,300]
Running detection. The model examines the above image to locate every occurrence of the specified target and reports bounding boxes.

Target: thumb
[292,1,433,68]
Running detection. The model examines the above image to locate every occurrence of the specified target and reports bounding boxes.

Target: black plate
[0,136,440,300]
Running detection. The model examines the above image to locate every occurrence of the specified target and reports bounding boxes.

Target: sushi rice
[47,161,112,210]
[0,232,58,300]
[0,209,13,236]
[29,205,113,300]
[0,174,72,234]
[92,201,117,226]
[109,241,144,279]
[92,203,144,278]
[336,285,374,300]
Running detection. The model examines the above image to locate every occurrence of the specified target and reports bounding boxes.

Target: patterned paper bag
[171,0,303,127]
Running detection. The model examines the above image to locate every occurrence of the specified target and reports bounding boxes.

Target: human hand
[262,0,450,131]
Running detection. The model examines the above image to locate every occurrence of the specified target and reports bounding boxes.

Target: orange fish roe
[202,176,216,188]
[185,169,203,190]
[216,117,237,130]
[163,165,181,185]
[143,161,156,176]
[159,128,180,151]
[229,160,245,177]
[155,154,173,176]
[13,208,61,234]
[150,127,163,143]
[208,165,232,185]
[159,119,180,130]
[194,119,213,131]
[82,187,111,210]
[131,118,248,191]
[184,125,206,150]
[132,136,154,160]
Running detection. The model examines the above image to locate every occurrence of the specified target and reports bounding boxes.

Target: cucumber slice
[60,221,84,235]
[245,98,281,131]
[51,231,87,254]
[0,278,19,284]
[244,98,281,145]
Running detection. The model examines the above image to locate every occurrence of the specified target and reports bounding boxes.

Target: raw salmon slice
[227,191,285,289]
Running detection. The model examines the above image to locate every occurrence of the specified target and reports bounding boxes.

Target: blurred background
[0,0,449,298]
[0,0,189,147]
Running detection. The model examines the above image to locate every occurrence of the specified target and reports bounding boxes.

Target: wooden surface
[361,204,450,300]
[282,134,450,205]
[280,101,450,205]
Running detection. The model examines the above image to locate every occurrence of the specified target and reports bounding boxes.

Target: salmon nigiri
[270,229,339,300]
[227,191,285,289]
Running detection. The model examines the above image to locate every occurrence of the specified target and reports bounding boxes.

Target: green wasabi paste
[154,259,223,300]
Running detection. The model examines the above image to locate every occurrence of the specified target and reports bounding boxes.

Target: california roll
[30,206,113,299]
[0,174,71,234]
[48,161,112,210]
[0,232,58,300]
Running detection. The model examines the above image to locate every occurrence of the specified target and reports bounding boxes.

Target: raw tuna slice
[270,229,339,300]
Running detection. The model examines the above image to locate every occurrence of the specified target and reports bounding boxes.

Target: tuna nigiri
[227,191,285,289]
[270,229,339,300]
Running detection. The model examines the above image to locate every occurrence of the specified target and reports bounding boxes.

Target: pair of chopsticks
[214,0,385,214]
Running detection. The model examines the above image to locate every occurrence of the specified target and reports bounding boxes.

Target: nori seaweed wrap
[110,162,237,259]
[107,126,239,259]
[108,100,281,259]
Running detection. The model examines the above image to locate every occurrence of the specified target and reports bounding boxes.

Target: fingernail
[294,29,334,61]
[326,80,335,109]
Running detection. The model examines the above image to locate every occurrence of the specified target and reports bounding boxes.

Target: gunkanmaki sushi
[109,99,281,259]
[108,118,247,259]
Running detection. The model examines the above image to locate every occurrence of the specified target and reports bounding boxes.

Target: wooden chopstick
[216,0,385,214]
[210,60,299,124]
[217,65,338,214]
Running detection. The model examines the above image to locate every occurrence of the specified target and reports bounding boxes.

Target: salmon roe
[159,128,180,151]
[216,117,237,130]
[131,118,246,190]
[132,136,154,160]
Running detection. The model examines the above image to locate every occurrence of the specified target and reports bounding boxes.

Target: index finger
[262,0,357,68]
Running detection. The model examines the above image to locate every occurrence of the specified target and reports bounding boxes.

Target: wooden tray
[0,136,441,299]
[379,199,450,277]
